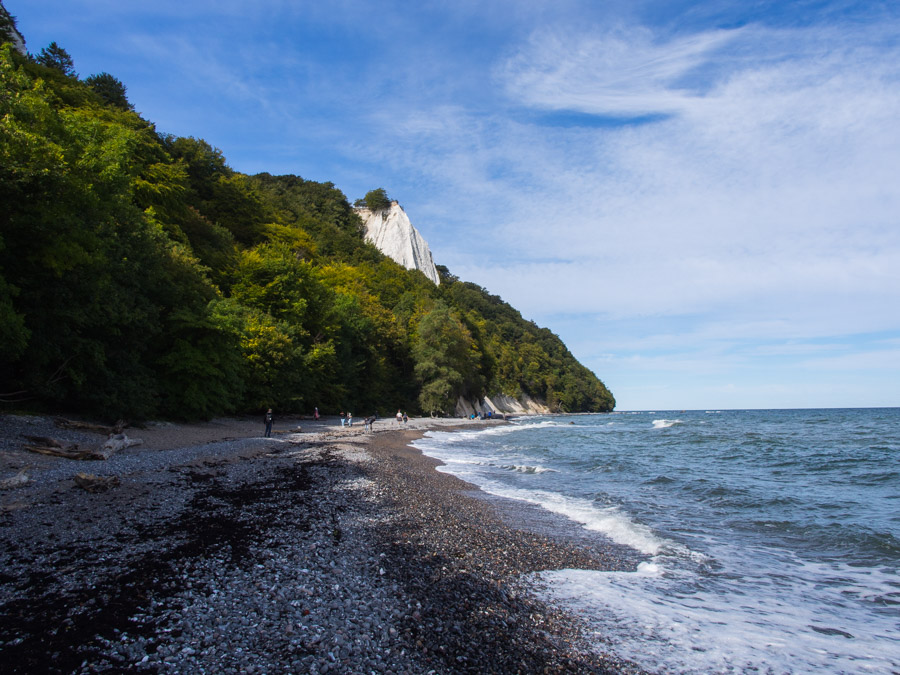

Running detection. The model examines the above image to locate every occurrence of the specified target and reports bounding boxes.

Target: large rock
[355,202,440,285]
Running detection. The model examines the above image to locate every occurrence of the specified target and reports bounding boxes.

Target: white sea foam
[476,484,671,556]
[498,464,557,474]
[422,419,556,443]
[416,427,679,556]
[533,557,900,674]
[418,409,900,674]
[635,561,662,576]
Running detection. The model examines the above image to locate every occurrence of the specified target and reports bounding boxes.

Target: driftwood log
[22,433,142,460]
[73,473,120,492]
[99,434,143,456]
[0,469,30,490]
[273,426,302,435]
[53,418,129,434]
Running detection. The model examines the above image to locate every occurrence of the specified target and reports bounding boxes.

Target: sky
[8,0,900,410]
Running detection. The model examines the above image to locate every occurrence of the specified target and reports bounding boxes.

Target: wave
[481,486,676,556]
[423,419,559,442]
[498,464,557,474]
[534,557,900,675]
[652,419,683,429]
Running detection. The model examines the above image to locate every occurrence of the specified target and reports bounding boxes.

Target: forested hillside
[0,34,614,420]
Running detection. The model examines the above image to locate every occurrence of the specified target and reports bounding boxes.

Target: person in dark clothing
[264,409,274,437]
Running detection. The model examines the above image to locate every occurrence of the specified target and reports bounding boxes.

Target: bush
[363,188,391,211]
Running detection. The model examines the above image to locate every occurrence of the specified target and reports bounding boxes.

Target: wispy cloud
[499,25,740,116]
[422,22,900,327]
[15,0,897,407]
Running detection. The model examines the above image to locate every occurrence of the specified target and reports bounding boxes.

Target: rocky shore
[0,414,646,674]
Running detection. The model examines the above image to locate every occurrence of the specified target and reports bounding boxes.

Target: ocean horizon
[414,407,899,673]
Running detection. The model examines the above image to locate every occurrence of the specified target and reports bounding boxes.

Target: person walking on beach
[396,410,403,424]
[402,412,408,424]
[264,408,274,437]
[347,412,353,427]
[314,407,319,422]
[340,412,345,427]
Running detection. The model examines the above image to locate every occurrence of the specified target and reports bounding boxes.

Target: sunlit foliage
[0,36,613,420]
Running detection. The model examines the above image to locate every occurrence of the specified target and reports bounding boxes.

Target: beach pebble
[0,414,644,674]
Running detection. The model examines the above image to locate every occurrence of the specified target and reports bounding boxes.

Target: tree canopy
[84,72,133,110]
[360,188,392,211]
[0,36,614,421]
[35,41,76,77]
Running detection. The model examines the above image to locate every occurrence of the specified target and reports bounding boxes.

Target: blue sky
[9,0,900,410]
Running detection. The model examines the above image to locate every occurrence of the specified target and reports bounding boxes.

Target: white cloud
[499,25,740,115]
[411,23,900,338]
[15,0,898,408]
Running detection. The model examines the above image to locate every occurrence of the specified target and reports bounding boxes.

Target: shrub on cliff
[361,188,392,211]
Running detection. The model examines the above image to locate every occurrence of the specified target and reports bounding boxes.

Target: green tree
[0,45,231,418]
[412,302,482,414]
[0,28,616,421]
[163,136,268,245]
[84,72,132,110]
[0,249,29,388]
[35,41,75,77]
[363,187,391,211]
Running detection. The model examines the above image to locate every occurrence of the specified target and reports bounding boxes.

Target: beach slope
[0,415,643,673]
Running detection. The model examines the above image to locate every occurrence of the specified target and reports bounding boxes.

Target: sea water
[413,409,900,674]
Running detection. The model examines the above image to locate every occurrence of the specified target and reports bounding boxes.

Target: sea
[412,408,900,674]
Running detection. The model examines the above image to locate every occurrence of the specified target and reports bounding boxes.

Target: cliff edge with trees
[0,26,614,420]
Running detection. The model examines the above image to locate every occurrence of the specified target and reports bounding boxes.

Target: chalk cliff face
[355,202,440,285]
[455,394,552,418]
[0,3,27,55]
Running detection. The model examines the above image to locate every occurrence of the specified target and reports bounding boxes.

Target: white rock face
[456,394,551,417]
[0,7,26,55]
[356,202,440,285]
[483,393,551,415]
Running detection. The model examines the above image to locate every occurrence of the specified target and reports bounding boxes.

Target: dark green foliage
[162,136,269,246]
[0,45,224,418]
[252,173,367,261]
[0,260,29,369]
[439,277,615,412]
[84,72,133,110]
[35,41,75,77]
[412,302,484,414]
[0,35,614,420]
[361,187,392,211]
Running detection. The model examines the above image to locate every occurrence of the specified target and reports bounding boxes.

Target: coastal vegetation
[0,34,614,420]
[354,187,393,211]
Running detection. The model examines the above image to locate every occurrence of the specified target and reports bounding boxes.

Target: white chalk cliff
[0,4,26,55]
[355,202,440,285]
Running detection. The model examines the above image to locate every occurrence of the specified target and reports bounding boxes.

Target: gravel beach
[0,413,647,674]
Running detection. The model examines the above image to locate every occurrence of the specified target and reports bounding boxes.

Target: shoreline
[0,413,646,673]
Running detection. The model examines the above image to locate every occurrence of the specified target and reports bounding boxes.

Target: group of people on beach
[339,411,381,432]
[264,407,407,437]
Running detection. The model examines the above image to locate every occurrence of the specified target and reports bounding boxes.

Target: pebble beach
[0,414,646,674]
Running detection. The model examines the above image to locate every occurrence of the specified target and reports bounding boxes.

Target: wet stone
[0,415,645,674]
